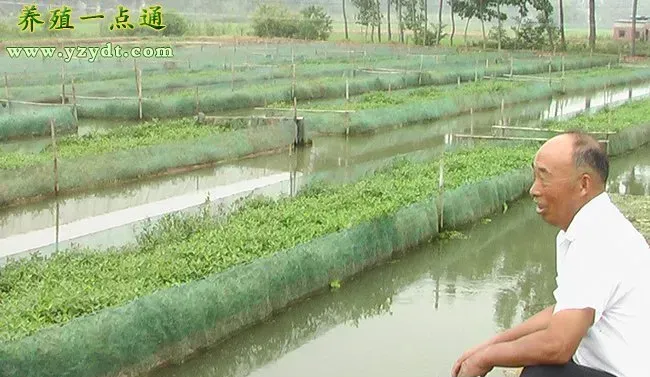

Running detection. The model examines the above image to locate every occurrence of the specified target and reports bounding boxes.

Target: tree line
[341,0,644,54]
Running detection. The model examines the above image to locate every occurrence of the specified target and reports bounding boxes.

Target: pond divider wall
[305,69,650,135]
[0,120,296,207]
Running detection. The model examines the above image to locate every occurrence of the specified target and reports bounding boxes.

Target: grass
[0,143,538,342]
[269,79,528,111]
[0,118,232,169]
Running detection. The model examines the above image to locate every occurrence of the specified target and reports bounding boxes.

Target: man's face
[529,138,583,230]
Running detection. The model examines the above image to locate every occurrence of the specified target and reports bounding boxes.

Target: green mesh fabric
[608,123,650,156]
[307,68,650,135]
[0,192,441,377]
[0,107,77,141]
[440,168,533,230]
[0,163,538,377]
[0,121,295,206]
[49,56,611,121]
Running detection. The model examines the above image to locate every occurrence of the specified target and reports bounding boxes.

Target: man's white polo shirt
[552,192,649,377]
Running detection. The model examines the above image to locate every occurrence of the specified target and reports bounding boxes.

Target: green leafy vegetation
[0,118,232,170]
[0,143,538,342]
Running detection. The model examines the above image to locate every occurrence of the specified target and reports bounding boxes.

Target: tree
[343,0,349,40]
[632,0,638,56]
[377,0,382,42]
[454,0,504,49]
[588,0,595,51]
[388,0,392,40]
[299,6,333,40]
[558,0,565,50]
[449,0,456,46]
[438,0,444,45]
[351,0,382,42]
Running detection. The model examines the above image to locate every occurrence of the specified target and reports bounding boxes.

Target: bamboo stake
[55,200,60,253]
[137,68,143,120]
[501,98,505,126]
[346,78,349,100]
[470,108,474,135]
[419,54,424,85]
[439,159,444,230]
[292,63,296,99]
[293,97,297,120]
[61,64,66,104]
[457,76,461,87]
[510,56,514,76]
[4,72,10,114]
[195,86,199,114]
[133,58,139,97]
[548,60,552,86]
[231,60,235,92]
[50,118,59,196]
[71,77,78,122]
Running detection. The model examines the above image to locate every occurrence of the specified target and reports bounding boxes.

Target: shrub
[252,4,333,40]
[297,6,333,41]
[161,12,189,36]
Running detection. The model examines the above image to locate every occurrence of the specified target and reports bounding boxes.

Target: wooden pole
[561,55,565,78]
[346,78,349,100]
[470,108,474,135]
[55,200,60,253]
[71,77,78,122]
[195,86,199,114]
[292,63,296,99]
[137,68,143,120]
[548,60,552,86]
[4,72,10,114]
[293,96,297,120]
[133,58,139,97]
[61,64,66,104]
[510,56,514,76]
[439,159,444,230]
[419,54,424,85]
[50,118,59,196]
[475,60,479,82]
[501,98,505,126]
[457,76,461,87]
[231,60,235,92]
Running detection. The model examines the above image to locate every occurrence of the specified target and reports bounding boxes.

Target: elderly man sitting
[451,132,649,377]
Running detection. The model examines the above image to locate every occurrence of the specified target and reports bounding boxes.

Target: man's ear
[579,173,593,195]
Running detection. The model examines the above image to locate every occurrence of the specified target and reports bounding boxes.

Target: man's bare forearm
[488,305,555,345]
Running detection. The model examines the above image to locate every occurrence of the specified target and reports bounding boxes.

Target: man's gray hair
[565,130,609,184]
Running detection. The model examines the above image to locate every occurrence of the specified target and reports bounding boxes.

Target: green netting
[0,192,440,377]
[0,107,77,141]
[306,67,650,134]
[62,55,611,121]
[0,121,295,206]
[440,168,533,230]
[0,147,542,377]
[608,123,650,156]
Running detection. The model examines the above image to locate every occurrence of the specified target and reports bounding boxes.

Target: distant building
[613,16,650,41]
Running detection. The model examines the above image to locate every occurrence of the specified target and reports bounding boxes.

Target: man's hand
[456,349,493,377]
[451,340,492,377]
